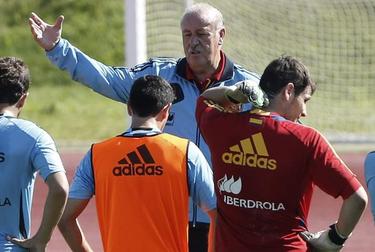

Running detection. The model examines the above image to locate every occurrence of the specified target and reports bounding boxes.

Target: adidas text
[222,153,277,170]
[113,164,163,176]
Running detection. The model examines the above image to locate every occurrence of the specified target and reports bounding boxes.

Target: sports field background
[1,0,374,250]
[1,0,375,143]
[31,150,374,251]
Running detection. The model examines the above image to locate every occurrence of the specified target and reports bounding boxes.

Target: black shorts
[189,222,210,252]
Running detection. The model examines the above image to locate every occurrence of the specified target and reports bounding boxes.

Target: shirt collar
[0,111,15,118]
[123,127,162,137]
[175,52,235,86]
[249,109,287,122]
[185,51,227,92]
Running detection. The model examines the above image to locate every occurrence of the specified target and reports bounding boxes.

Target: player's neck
[0,105,19,118]
[130,117,162,131]
[192,58,220,83]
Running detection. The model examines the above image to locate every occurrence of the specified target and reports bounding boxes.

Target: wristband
[328,224,347,246]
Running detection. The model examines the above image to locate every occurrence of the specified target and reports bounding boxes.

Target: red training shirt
[196,97,361,252]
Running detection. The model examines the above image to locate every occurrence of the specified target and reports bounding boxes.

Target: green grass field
[23,85,127,142]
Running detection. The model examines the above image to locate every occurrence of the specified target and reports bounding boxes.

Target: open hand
[8,235,47,252]
[29,12,64,51]
[226,80,269,108]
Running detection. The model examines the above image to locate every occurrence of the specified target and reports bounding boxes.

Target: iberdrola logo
[217,174,242,195]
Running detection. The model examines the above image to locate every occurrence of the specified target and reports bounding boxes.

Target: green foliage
[0,0,126,142]
[23,85,126,142]
[0,0,124,88]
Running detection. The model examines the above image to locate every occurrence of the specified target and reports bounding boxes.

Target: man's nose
[191,36,200,46]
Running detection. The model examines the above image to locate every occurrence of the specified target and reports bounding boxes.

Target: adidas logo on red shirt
[221,133,277,170]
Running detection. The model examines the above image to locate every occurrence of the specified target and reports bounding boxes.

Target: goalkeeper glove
[300,224,349,252]
[225,80,269,108]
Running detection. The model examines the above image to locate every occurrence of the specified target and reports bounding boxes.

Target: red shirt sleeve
[307,130,362,199]
[196,96,227,140]
[195,96,208,128]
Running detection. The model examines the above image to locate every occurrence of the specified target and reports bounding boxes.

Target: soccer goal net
[144,0,375,143]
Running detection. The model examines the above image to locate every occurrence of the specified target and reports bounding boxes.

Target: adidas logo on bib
[112,144,163,176]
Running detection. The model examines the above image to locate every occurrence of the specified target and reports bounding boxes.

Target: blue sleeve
[31,130,65,181]
[187,142,216,212]
[69,150,95,199]
[365,151,375,222]
[47,39,157,103]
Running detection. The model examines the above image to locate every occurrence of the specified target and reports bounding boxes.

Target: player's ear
[218,27,225,45]
[283,83,295,101]
[15,93,28,109]
[127,105,133,116]
[157,103,172,122]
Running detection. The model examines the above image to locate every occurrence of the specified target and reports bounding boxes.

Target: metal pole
[185,0,194,9]
[125,0,147,67]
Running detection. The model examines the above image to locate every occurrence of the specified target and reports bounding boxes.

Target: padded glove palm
[225,80,269,108]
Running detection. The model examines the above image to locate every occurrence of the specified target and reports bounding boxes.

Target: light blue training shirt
[69,128,216,213]
[0,112,64,252]
[365,151,375,222]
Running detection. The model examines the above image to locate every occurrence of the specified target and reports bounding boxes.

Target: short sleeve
[309,131,361,199]
[187,142,216,212]
[364,151,375,222]
[69,150,95,199]
[31,130,65,181]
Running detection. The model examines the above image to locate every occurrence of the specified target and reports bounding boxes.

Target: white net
[145,0,375,143]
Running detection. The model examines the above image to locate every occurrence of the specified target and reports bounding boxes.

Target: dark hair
[259,56,315,99]
[128,75,175,117]
[0,57,30,104]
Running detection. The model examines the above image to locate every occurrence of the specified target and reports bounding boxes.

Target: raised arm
[28,12,139,103]
[29,13,178,105]
[29,12,63,51]
[10,172,69,251]
[201,80,268,108]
